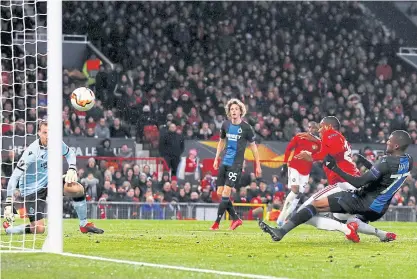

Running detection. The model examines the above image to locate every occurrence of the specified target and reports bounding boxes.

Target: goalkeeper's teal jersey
[7,140,76,197]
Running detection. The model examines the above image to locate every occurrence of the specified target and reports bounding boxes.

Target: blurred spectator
[110,118,130,138]
[159,123,185,179]
[97,139,116,157]
[95,117,111,138]
[81,173,100,201]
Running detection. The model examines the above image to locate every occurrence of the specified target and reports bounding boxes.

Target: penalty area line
[61,252,288,279]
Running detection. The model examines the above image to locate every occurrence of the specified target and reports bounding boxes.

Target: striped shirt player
[6,140,76,222]
[211,98,261,231]
[328,153,413,222]
[216,120,256,188]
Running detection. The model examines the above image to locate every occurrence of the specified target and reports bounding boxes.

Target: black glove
[324,155,337,170]
[281,163,288,176]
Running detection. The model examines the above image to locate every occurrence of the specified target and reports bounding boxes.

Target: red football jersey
[312,129,360,185]
[284,134,321,175]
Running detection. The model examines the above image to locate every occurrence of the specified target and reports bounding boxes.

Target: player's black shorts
[328,191,385,222]
[24,187,47,223]
[217,165,242,188]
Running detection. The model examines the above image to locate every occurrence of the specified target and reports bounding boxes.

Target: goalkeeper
[3,121,103,234]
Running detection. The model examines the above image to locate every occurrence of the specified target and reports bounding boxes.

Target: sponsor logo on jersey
[226,133,241,141]
[312,144,318,150]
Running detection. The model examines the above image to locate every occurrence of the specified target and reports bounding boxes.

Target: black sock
[215,197,230,223]
[281,204,317,234]
[25,224,31,234]
[227,200,239,221]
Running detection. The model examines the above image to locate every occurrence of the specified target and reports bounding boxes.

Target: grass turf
[1,220,417,279]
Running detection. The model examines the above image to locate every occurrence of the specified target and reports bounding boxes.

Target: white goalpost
[44,0,63,253]
[0,0,63,253]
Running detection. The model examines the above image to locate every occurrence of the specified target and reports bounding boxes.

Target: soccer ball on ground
[71,87,95,111]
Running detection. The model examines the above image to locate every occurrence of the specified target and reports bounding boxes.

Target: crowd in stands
[1,2,417,211]
[59,1,417,145]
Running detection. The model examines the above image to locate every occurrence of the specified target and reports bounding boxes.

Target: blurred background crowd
[1,1,417,211]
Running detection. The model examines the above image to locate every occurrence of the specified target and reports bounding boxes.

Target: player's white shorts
[288,167,309,192]
[298,182,356,221]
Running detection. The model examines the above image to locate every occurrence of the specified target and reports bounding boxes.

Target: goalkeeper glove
[65,166,78,183]
[4,197,16,223]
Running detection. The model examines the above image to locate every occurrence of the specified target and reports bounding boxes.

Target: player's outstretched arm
[250,142,262,177]
[355,154,374,169]
[324,155,385,188]
[62,142,77,183]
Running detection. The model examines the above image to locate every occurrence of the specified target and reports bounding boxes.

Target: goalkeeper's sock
[215,197,229,223]
[5,224,31,235]
[227,200,239,221]
[73,196,88,227]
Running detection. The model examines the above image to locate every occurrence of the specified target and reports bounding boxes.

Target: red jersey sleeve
[312,131,344,161]
[284,136,298,163]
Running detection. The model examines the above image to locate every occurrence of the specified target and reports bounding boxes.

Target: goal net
[1,0,63,252]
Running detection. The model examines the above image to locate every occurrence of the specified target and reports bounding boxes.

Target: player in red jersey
[276,122,321,226]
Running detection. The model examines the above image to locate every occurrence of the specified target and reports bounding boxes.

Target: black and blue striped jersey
[356,154,413,213]
[220,120,255,168]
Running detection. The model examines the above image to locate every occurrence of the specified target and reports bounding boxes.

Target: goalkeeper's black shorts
[25,187,47,222]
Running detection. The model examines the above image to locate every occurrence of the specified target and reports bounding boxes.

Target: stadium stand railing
[82,202,416,222]
[84,202,268,221]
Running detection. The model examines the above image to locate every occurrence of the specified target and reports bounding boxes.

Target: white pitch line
[61,252,288,279]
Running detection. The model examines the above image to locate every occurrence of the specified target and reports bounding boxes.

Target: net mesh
[1,0,47,251]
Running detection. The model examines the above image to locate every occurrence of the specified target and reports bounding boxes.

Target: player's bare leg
[64,181,104,234]
[347,217,396,242]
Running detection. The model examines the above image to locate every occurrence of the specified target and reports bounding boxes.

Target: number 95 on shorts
[217,165,242,188]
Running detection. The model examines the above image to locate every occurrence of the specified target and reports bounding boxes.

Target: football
[70,87,95,111]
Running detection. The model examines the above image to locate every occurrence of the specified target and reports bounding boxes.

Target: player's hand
[65,167,78,183]
[281,163,288,176]
[4,197,15,223]
[255,164,262,178]
[324,155,337,170]
[213,159,219,170]
[294,151,313,161]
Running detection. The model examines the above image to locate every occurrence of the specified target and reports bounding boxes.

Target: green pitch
[2,220,417,279]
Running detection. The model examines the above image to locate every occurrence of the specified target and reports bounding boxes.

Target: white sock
[277,191,296,224]
[285,197,301,219]
[306,216,350,234]
[348,217,387,240]
[5,224,27,235]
